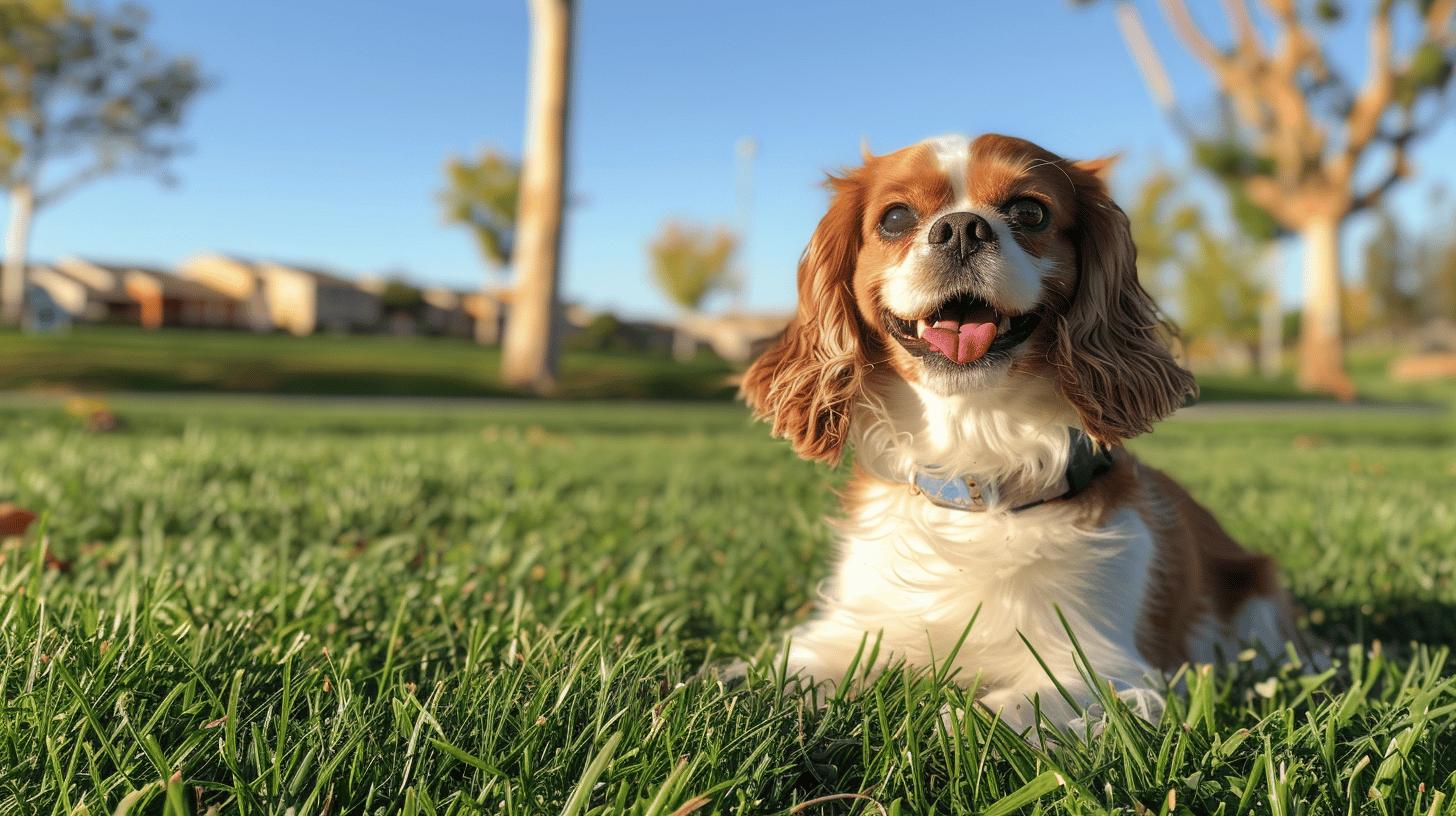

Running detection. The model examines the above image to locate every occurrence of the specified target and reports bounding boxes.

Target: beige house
[461,288,511,344]
[180,254,381,335]
[25,263,138,325]
[420,287,477,338]
[671,312,790,362]
[29,257,238,329]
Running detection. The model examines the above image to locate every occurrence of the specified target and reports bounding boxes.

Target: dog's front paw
[1066,682,1166,737]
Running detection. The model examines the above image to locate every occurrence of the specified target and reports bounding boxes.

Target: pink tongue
[922,322,997,364]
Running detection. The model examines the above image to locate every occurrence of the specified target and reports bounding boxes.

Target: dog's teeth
[997,316,1011,333]
[916,319,929,338]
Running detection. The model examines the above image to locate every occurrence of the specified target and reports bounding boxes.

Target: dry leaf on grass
[0,504,37,536]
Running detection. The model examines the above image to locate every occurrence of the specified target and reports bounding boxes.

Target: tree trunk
[2,184,36,327]
[501,0,573,393]
[1258,240,1283,379]
[1296,216,1354,399]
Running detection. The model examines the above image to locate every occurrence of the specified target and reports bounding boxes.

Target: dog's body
[741,134,1300,731]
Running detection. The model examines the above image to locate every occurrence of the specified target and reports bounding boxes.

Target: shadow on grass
[1299,595,1456,654]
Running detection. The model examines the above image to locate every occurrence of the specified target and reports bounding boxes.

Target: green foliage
[1182,229,1265,347]
[565,312,672,355]
[1422,234,1456,321]
[0,397,1454,812]
[379,279,425,314]
[648,222,737,312]
[440,149,520,269]
[1396,42,1454,105]
[1128,168,1268,347]
[0,1,204,200]
[1361,209,1421,331]
[1190,137,1281,242]
[1314,0,1344,23]
[1127,170,1200,302]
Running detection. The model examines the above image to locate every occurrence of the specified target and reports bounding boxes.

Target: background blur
[2,0,1455,402]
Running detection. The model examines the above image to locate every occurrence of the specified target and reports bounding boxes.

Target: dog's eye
[878,205,918,236]
[1007,198,1048,231]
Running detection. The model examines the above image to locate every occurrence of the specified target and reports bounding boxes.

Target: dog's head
[742,133,1196,463]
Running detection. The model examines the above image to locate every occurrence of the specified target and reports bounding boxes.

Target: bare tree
[500,0,573,393]
[440,148,519,344]
[0,2,204,325]
[1105,0,1456,398]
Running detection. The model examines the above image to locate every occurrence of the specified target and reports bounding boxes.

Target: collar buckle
[909,427,1114,514]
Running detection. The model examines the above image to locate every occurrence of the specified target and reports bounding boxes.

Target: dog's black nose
[927,212,995,258]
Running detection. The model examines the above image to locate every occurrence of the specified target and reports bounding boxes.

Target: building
[670,311,790,362]
[461,288,511,344]
[25,263,138,325]
[179,254,381,335]
[116,264,241,330]
[171,254,272,331]
[27,258,238,329]
[420,287,477,338]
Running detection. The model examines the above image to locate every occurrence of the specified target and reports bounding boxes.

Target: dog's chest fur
[805,376,1162,689]
[829,475,1156,689]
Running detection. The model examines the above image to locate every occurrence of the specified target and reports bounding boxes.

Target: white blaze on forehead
[877,133,1050,319]
[922,134,971,204]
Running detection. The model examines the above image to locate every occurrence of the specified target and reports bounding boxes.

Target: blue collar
[910,428,1114,513]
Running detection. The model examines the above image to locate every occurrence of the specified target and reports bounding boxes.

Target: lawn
[1,395,1455,814]
[0,327,736,400]
[5,326,1453,406]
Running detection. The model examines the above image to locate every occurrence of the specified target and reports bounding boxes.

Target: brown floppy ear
[1049,160,1197,446]
[741,173,870,464]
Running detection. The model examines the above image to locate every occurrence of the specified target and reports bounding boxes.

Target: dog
[740,133,1303,733]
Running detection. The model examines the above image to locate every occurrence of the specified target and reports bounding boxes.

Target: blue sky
[9,0,1455,319]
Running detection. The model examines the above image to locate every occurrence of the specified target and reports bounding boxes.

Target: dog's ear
[1048,160,1197,446]
[741,172,869,464]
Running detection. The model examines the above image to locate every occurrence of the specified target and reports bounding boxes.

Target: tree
[440,149,519,343]
[1126,169,1201,303]
[500,0,573,394]
[1181,228,1265,358]
[1420,230,1456,321]
[1105,0,1456,398]
[648,222,737,313]
[0,2,204,325]
[1362,209,1420,332]
[379,279,425,315]
[1126,170,1265,366]
[648,221,737,361]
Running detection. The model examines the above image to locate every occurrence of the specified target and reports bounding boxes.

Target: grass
[1,394,1455,814]
[0,327,736,400]
[5,326,1454,407]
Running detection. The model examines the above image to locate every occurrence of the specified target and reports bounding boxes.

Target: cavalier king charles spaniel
[740,133,1304,733]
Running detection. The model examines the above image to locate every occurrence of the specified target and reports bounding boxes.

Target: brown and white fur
[741,133,1301,732]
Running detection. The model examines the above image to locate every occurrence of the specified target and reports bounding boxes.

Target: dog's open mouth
[883,292,1040,365]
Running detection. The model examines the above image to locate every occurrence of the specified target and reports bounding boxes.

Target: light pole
[733,137,757,313]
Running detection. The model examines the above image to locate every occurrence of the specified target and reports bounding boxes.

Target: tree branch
[35,161,112,210]
[1221,0,1265,60]
[1114,2,1179,113]
[1349,147,1410,215]
[1159,0,1273,134]
[1340,0,1396,177]
[1158,0,1229,70]
[1424,0,1456,43]
[1243,173,1295,225]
